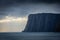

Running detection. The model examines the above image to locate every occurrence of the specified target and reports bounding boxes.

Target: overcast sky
[0,0,60,32]
[0,0,60,19]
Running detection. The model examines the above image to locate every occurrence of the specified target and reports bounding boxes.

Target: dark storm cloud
[0,3,60,17]
[0,0,60,20]
[0,0,60,6]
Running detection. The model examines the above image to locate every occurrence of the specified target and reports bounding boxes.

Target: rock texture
[23,13,60,32]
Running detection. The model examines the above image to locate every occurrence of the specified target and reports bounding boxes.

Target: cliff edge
[23,13,60,32]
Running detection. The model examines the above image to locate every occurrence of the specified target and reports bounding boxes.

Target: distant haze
[0,2,60,32]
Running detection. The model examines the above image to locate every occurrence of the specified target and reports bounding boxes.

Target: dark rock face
[23,13,60,32]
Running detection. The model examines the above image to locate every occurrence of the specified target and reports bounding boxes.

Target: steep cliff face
[23,13,60,32]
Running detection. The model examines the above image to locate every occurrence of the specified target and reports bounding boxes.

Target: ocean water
[0,32,60,40]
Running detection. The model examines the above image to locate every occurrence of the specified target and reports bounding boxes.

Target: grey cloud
[0,13,7,15]
[0,3,60,20]
[0,12,8,19]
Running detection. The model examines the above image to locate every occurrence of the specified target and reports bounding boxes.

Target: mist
[0,0,60,32]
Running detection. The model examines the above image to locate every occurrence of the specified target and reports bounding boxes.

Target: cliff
[23,13,60,32]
